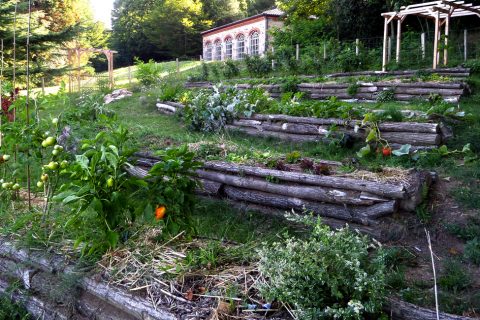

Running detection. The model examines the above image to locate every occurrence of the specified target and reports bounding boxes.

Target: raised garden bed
[326,67,471,79]
[129,155,434,231]
[185,80,467,103]
[227,114,450,151]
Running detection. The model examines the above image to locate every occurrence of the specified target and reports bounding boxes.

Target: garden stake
[0,38,3,148]
[25,0,32,209]
[425,228,440,320]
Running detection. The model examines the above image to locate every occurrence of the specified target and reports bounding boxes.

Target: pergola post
[396,18,402,63]
[382,17,389,71]
[433,11,440,69]
[443,13,451,65]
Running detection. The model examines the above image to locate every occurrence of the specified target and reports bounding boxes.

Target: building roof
[201,8,284,36]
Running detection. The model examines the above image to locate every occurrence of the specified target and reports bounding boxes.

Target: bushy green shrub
[257,217,386,319]
[244,55,272,77]
[465,238,480,265]
[222,60,240,78]
[135,58,162,86]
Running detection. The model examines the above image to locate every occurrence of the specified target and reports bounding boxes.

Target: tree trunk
[197,169,381,206]
[385,297,475,320]
[203,161,406,199]
[224,186,396,225]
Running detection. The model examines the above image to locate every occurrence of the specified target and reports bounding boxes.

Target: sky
[90,0,114,29]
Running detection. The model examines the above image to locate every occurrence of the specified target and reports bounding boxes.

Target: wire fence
[273,27,480,72]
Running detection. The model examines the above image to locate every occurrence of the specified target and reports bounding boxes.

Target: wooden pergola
[67,48,117,91]
[381,0,480,71]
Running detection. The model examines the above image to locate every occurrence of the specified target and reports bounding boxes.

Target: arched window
[236,34,245,60]
[250,31,259,56]
[205,43,213,61]
[225,38,233,60]
[214,40,222,61]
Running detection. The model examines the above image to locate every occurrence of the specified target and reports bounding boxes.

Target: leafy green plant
[141,145,201,237]
[244,55,272,77]
[222,60,240,78]
[376,88,395,103]
[55,126,143,255]
[257,216,386,319]
[439,259,472,292]
[286,151,301,163]
[280,75,300,93]
[347,83,359,96]
[464,238,480,265]
[135,58,163,86]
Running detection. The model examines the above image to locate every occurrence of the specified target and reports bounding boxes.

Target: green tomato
[37,181,44,188]
[60,160,68,169]
[45,136,56,147]
[52,118,59,125]
[1,182,9,189]
[52,149,59,156]
[41,140,49,148]
[12,183,20,190]
[107,177,114,187]
[41,174,49,182]
[47,161,59,170]
[54,145,63,151]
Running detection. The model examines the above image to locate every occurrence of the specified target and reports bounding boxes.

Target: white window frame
[205,43,213,61]
[250,31,259,56]
[225,38,233,60]
[214,40,222,61]
[236,34,245,60]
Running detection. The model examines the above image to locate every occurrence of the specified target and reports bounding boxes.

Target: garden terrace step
[184,80,467,103]
[229,114,449,150]
[325,67,471,79]
[127,158,434,225]
[0,240,474,320]
[0,240,178,320]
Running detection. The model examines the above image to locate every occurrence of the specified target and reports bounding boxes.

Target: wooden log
[197,170,379,206]
[160,101,185,109]
[196,178,222,196]
[298,83,349,89]
[81,278,178,320]
[374,82,464,89]
[221,198,384,239]
[232,119,263,127]
[381,132,442,146]
[246,114,440,135]
[203,161,406,199]
[226,125,326,143]
[156,103,177,114]
[399,170,432,212]
[246,114,355,126]
[378,122,439,134]
[260,123,325,135]
[223,186,394,224]
[392,87,464,96]
[0,278,70,320]
[385,297,475,320]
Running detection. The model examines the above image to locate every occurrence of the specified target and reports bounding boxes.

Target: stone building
[201,8,284,61]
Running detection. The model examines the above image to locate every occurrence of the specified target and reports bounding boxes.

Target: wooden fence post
[176,58,180,74]
[421,33,426,60]
[128,66,132,85]
[41,77,45,95]
[296,44,300,61]
[272,59,275,70]
[464,29,468,61]
[323,43,327,60]
[355,39,359,56]
[387,36,392,63]
[199,55,203,61]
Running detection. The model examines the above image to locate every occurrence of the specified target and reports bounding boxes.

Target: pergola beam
[381,0,479,70]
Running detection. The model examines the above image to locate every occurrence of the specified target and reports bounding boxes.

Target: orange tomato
[382,147,392,157]
[155,205,166,220]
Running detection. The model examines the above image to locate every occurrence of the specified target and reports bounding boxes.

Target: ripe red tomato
[382,147,392,156]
